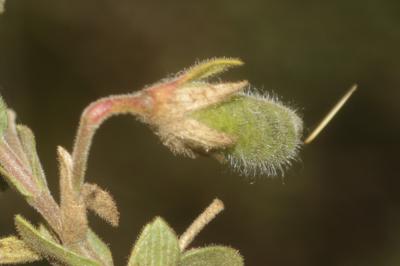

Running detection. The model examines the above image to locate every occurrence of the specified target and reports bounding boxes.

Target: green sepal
[180,246,244,266]
[17,125,48,191]
[0,236,41,264]
[14,215,100,266]
[128,217,180,266]
[87,229,114,266]
[0,96,8,137]
[179,58,243,84]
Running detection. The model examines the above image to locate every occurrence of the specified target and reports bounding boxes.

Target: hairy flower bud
[139,58,303,176]
[192,93,303,176]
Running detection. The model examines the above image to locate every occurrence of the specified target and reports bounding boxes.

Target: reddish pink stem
[71,92,151,193]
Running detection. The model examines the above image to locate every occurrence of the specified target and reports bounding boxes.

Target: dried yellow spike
[305,84,358,144]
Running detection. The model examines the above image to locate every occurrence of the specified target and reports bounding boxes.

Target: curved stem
[71,92,149,195]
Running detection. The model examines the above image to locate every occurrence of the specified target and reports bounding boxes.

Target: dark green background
[1,0,400,265]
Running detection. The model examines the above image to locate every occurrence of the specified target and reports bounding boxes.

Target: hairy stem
[71,92,149,193]
[57,92,151,245]
[179,198,225,251]
[29,192,62,235]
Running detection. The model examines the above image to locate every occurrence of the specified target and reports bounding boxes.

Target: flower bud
[191,93,303,176]
[141,58,303,176]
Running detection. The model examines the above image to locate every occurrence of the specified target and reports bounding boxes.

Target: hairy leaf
[0,236,41,264]
[15,215,100,266]
[3,110,30,167]
[83,183,119,227]
[17,125,48,190]
[87,229,114,266]
[180,246,244,266]
[128,217,180,266]
[0,165,32,197]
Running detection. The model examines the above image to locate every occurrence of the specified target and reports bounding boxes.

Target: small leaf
[87,229,114,266]
[128,217,180,266]
[17,125,48,190]
[0,96,8,137]
[83,183,119,227]
[178,58,243,84]
[15,215,100,266]
[180,246,244,266]
[0,236,41,264]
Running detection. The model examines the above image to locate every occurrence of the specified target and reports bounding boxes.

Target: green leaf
[17,125,48,191]
[0,236,41,264]
[0,96,8,137]
[87,229,114,266]
[15,215,100,266]
[180,246,244,266]
[128,217,180,266]
[178,58,243,84]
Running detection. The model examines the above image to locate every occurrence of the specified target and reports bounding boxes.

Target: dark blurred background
[1,0,400,265]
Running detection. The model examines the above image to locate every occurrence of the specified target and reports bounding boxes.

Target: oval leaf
[180,246,244,266]
[128,217,180,266]
[83,183,119,227]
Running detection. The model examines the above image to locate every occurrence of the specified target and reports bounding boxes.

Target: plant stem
[71,92,149,193]
[29,192,62,235]
[179,198,225,251]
